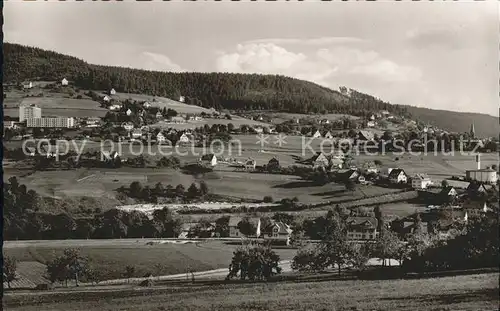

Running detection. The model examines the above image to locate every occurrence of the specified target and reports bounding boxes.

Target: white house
[110,88,116,95]
[178,133,191,144]
[143,101,152,108]
[156,111,163,119]
[245,158,256,170]
[126,109,132,116]
[263,222,293,245]
[61,78,69,86]
[228,216,261,238]
[367,121,376,128]
[324,131,334,139]
[103,95,111,102]
[312,130,322,138]
[101,151,120,162]
[156,132,167,144]
[109,103,121,110]
[200,154,217,167]
[388,169,408,184]
[411,174,432,190]
[122,122,134,131]
[179,96,185,103]
[131,129,143,139]
[23,81,33,89]
[254,127,264,134]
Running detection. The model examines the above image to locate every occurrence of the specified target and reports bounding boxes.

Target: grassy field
[3,272,498,311]
[4,90,108,118]
[3,240,297,282]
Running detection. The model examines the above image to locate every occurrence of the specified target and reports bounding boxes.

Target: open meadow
[3,240,297,282]
[3,272,498,311]
[4,89,108,118]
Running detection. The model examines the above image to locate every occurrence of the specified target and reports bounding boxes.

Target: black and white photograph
[2,1,499,310]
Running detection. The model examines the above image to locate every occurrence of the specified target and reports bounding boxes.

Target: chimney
[476,154,481,170]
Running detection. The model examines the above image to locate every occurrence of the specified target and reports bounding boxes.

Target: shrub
[263,196,274,203]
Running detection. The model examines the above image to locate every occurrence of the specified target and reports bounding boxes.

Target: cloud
[216,43,421,86]
[136,52,184,72]
[244,37,367,46]
[406,25,482,50]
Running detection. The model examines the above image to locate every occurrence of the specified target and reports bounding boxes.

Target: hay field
[3,95,107,118]
[4,272,498,311]
[3,240,297,282]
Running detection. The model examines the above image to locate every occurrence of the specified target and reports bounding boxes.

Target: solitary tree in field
[4,256,18,289]
[199,181,209,197]
[227,243,281,281]
[441,179,449,188]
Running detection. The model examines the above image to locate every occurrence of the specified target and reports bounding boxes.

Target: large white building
[26,117,75,128]
[19,104,42,122]
[465,154,498,184]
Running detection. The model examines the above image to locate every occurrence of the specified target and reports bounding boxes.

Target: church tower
[470,123,475,139]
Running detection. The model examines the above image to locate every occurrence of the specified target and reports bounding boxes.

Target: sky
[4,1,499,116]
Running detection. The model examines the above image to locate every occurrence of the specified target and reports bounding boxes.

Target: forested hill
[4,43,499,137]
[3,43,405,116]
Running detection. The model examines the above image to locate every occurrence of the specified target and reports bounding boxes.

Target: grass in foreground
[4,241,297,281]
[3,273,498,311]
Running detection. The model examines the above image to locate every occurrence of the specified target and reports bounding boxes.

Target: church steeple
[470,123,475,139]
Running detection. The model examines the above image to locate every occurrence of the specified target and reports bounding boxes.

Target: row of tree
[5,43,410,116]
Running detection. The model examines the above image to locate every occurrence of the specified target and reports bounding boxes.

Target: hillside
[4,43,498,136]
[405,106,499,138]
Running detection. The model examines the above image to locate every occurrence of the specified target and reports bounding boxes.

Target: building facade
[26,117,75,128]
[19,104,42,122]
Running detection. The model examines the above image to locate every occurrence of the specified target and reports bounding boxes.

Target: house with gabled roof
[329,157,344,170]
[267,157,280,170]
[462,200,493,218]
[156,132,167,144]
[101,150,120,162]
[440,186,457,197]
[358,130,375,141]
[109,88,116,95]
[312,152,329,169]
[411,174,432,190]
[466,182,492,195]
[245,158,256,170]
[103,95,111,102]
[131,128,143,139]
[121,122,134,131]
[388,168,407,184]
[324,131,334,139]
[126,109,133,116]
[61,78,69,86]
[312,130,322,138]
[262,221,293,245]
[178,133,191,144]
[228,216,261,238]
[346,217,379,240]
[200,154,217,167]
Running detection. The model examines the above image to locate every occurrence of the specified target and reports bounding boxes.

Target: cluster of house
[178,215,384,244]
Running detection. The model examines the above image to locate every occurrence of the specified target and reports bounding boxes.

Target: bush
[263,196,274,203]
[139,279,154,287]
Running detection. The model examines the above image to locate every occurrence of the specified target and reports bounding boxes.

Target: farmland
[3,272,498,311]
[4,89,108,118]
[3,240,297,281]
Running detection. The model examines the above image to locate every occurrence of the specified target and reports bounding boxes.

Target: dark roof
[346,217,378,230]
[201,154,216,161]
[268,157,279,164]
[389,169,406,178]
[228,216,260,227]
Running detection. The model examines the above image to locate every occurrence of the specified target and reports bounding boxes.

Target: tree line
[4,43,410,116]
